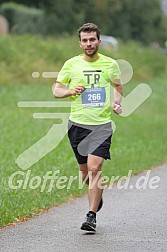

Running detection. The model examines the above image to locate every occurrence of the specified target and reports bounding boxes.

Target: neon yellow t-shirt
[57,53,121,125]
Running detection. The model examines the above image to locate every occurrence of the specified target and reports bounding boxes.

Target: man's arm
[112,79,123,114]
[53,82,85,98]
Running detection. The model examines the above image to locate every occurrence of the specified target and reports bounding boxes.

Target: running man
[53,23,123,232]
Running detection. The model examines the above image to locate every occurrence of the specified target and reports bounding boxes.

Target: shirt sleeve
[108,60,121,81]
[57,61,71,86]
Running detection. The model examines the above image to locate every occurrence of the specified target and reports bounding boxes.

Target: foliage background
[0,0,167,44]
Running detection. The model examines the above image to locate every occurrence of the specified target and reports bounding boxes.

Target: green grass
[0,35,166,85]
[1,75,167,227]
[0,35,167,227]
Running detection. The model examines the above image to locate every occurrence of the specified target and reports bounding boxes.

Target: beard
[84,46,99,57]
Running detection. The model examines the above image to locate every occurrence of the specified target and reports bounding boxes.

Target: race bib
[81,87,106,108]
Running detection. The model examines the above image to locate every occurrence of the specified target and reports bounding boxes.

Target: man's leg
[80,154,104,231]
[87,154,104,212]
[79,163,89,185]
[79,162,103,211]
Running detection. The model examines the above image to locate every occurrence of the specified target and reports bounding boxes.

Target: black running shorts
[68,120,112,164]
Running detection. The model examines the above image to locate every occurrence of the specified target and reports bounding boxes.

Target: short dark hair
[78,23,100,41]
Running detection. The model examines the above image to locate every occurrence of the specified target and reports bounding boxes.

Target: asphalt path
[0,164,167,252]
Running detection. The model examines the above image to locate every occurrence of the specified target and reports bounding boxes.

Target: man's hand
[112,102,122,115]
[69,84,85,96]
[53,83,85,98]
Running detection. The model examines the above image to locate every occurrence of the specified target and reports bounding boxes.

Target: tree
[0,0,166,43]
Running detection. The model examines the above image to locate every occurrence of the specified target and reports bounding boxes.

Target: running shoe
[81,212,96,232]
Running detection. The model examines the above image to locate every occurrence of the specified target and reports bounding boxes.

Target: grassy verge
[0,35,167,227]
[1,75,167,227]
[0,35,166,85]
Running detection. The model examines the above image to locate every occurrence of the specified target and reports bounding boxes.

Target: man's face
[79,32,101,57]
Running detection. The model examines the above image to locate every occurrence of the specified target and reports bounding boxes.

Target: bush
[0,2,46,35]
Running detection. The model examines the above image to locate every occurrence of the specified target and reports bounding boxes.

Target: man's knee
[79,164,89,184]
[81,171,89,183]
[87,155,103,177]
[88,166,102,178]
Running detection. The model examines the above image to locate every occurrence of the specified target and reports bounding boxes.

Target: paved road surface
[0,164,167,252]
